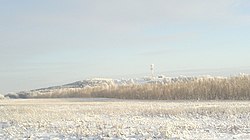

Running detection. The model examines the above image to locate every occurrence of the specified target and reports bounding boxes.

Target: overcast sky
[1,0,250,93]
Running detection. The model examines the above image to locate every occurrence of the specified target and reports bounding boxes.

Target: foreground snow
[1,99,250,139]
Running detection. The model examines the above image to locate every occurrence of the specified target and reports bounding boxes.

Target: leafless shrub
[92,75,250,100]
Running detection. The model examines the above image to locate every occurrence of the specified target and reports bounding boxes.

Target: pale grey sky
[1,0,250,93]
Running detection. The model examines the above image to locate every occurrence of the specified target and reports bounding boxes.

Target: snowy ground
[1,99,250,139]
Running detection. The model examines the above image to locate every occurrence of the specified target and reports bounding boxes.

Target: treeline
[5,75,250,100]
[93,75,250,100]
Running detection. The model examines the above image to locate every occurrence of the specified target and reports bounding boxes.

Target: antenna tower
[150,64,155,79]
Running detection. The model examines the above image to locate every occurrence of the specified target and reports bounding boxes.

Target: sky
[1,0,250,93]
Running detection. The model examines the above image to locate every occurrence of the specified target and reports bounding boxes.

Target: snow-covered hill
[33,75,221,90]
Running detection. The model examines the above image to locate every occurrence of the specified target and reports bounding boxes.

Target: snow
[1,99,250,139]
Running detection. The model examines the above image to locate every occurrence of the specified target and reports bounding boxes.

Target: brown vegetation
[93,75,250,100]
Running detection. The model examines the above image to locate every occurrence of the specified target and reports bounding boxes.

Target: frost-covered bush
[93,75,250,100]
[0,94,4,99]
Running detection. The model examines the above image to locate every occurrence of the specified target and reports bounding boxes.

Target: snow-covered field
[1,99,250,139]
